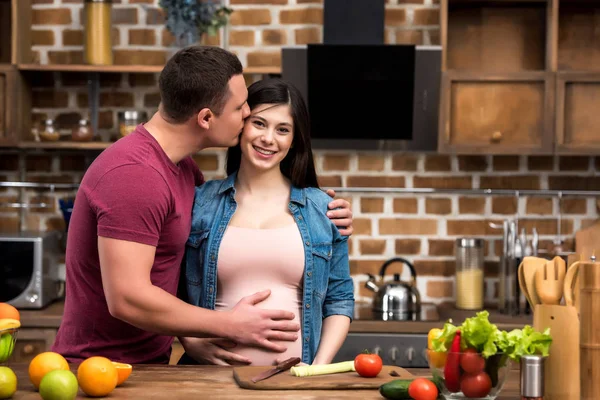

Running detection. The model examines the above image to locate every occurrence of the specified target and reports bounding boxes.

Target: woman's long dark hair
[225,78,320,189]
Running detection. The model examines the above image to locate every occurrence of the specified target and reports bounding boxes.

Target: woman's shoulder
[303,187,332,209]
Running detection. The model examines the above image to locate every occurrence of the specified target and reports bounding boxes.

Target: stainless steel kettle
[364,257,421,320]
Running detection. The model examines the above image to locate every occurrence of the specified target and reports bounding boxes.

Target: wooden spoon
[535,258,565,305]
[521,256,545,308]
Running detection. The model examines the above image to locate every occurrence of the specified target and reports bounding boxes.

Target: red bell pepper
[444,329,461,392]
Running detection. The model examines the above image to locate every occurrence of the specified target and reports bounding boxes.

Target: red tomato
[354,353,383,378]
[408,378,439,400]
[460,348,485,374]
[460,371,492,398]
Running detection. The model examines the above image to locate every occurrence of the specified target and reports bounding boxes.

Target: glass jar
[72,119,94,142]
[118,111,148,138]
[455,238,484,310]
[84,0,113,65]
[39,119,60,142]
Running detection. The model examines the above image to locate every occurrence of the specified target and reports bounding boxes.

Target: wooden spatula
[535,257,565,305]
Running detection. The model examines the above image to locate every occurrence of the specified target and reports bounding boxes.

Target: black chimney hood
[281,0,441,151]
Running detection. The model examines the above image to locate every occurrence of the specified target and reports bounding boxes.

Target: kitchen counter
[10,364,522,399]
[19,301,532,333]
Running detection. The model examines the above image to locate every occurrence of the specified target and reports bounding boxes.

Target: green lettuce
[496,325,553,361]
[430,310,553,361]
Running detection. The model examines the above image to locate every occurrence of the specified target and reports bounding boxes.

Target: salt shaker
[521,355,545,400]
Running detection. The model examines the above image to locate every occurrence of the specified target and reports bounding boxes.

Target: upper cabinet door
[555,73,600,154]
[554,2,600,154]
[438,0,556,154]
[439,72,554,154]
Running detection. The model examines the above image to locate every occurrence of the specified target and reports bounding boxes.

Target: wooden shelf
[18,64,281,75]
[17,141,112,150]
[443,0,549,72]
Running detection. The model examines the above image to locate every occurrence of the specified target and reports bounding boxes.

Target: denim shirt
[182,172,355,364]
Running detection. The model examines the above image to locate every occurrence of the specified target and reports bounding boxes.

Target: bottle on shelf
[39,119,60,142]
[72,119,94,142]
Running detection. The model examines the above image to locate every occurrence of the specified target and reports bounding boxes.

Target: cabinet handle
[491,131,503,143]
[23,344,35,354]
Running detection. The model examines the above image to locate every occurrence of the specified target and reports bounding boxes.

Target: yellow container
[84,0,113,65]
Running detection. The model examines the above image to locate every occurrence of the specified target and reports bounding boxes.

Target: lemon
[0,366,17,400]
[39,370,79,400]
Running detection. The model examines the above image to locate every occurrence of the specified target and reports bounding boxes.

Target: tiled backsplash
[1,150,599,306]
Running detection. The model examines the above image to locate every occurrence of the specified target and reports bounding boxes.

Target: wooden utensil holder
[533,304,580,400]
[579,261,600,400]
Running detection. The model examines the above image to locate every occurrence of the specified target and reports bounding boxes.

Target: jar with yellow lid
[84,0,113,65]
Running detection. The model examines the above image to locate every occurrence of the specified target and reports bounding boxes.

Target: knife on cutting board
[250,357,302,383]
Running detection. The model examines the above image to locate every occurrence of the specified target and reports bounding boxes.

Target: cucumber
[379,379,412,400]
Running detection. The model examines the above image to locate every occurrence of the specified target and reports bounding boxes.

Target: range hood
[281,0,441,151]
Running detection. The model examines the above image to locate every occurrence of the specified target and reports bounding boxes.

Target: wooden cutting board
[233,365,416,390]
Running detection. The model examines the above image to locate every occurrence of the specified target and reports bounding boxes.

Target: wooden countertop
[20,300,532,334]
[10,364,522,399]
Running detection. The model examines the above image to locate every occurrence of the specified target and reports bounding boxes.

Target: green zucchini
[379,379,412,400]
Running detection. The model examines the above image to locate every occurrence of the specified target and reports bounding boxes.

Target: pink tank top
[215,224,305,366]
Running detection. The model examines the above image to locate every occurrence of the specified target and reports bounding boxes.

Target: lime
[0,366,17,399]
[0,334,14,363]
[39,369,79,400]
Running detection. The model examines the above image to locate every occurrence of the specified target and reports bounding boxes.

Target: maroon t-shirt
[52,125,204,364]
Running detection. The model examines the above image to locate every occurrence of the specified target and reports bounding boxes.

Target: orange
[77,356,118,397]
[111,362,132,386]
[28,352,70,390]
[0,304,19,321]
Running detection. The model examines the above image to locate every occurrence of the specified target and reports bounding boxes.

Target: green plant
[159,0,233,44]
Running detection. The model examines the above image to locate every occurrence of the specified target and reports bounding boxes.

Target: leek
[290,361,356,377]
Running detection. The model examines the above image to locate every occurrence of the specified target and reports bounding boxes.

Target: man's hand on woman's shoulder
[324,189,354,236]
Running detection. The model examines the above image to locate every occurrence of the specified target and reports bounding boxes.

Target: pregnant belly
[215,286,303,366]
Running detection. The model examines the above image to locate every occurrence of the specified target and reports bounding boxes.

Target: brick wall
[2,149,600,306]
[3,1,598,307]
[28,0,439,140]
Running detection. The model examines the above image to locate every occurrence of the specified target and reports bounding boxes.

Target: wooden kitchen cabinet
[439,72,554,154]
[554,1,600,154]
[12,329,57,364]
[438,0,557,154]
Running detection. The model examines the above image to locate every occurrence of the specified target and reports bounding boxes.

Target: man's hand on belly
[226,289,300,352]
[180,337,252,366]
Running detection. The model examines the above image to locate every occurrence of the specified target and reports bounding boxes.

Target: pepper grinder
[521,355,545,400]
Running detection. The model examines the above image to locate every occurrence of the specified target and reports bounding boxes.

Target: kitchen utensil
[524,256,546,308]
[535,257,565,305]
[518,261,530,308]
[455,238,484,310]
[249,357,301,383]
[532,227,539,256]
[578,255,600,400]
[496,220,510,313]
[564,253,582,312]
[533,304,579,400]
[364,257,421,319]
[234,365,415,390]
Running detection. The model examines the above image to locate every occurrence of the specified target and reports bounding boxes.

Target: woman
[179,78,354,366]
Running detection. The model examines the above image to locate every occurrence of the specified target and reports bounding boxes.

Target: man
[52,45,353,364]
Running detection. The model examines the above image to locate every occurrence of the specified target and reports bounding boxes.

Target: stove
[331,303,441,368]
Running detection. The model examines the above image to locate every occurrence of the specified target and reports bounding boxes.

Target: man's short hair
[158,45,243,123]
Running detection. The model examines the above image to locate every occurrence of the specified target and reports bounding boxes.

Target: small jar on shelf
[118,111,147,138]
[39,119,60,142]
[72,119,94,142]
